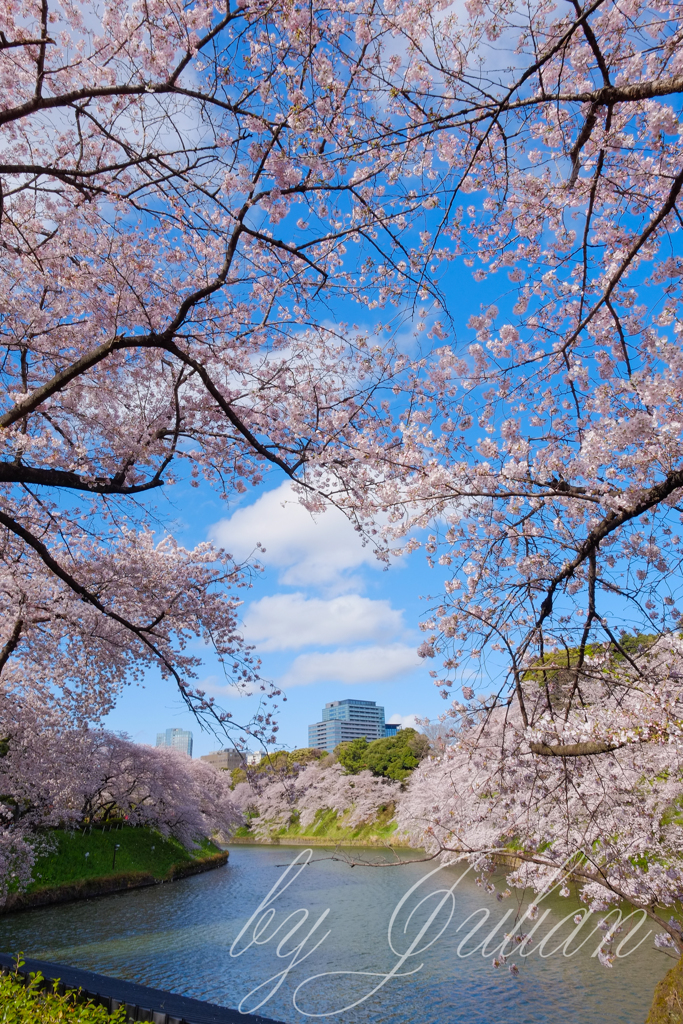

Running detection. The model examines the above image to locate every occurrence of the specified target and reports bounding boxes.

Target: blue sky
[103,470,447,758]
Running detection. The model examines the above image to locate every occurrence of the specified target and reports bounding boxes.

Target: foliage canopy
[336,730,430,781]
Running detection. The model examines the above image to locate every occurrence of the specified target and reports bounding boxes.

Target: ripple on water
[0,845,669,1024]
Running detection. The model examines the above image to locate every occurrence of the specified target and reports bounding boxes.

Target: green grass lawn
[27,826,220,892]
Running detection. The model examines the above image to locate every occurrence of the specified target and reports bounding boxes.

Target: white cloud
[208,482,379,589]
[387,713,419,729]
[194,674,261,699]
[243,592,403,651]
[279,643,421,687]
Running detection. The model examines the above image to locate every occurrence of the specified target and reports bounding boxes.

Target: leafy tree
[337,730,429,781]
[336,738,369,775]
[363,730,429,782]
[364,737,418,782]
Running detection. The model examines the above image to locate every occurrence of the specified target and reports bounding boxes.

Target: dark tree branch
[0,462,165,494]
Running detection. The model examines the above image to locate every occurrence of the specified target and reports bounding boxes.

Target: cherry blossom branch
[0,508,193,699]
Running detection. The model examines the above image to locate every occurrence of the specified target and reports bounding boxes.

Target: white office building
[308,699,396,753]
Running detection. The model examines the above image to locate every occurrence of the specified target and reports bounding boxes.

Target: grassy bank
[27,826,218,891]
[232,805,412,846]
[1,825,227,913]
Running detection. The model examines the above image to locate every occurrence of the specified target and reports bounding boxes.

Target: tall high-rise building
[308,699,396,753]
[156,727,193,757]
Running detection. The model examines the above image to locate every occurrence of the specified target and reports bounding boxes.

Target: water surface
[0,844,670,1023]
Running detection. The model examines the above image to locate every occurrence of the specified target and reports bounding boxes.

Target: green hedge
[0,962,125,1023]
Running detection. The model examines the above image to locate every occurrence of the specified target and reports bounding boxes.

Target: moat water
[0,844,671,1023]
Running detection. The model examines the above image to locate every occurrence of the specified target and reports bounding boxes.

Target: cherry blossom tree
[351,0,683,975]
[80,734,243,846]
[340,0,683,748]
[232,760,400,839]
[0,0,447,738]
[0,668,243,897]
[396,685,683,963]
[315,4,683,736]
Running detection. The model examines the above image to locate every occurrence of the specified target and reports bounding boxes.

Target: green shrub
[0,962,126,1023]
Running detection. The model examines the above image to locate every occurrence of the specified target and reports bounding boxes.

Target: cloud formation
[386,713,419,729]
[243,592,404,651]
[209,482,379,589]
[279,643,421,687]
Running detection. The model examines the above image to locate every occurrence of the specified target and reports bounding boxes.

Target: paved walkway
[0,951,285,1024]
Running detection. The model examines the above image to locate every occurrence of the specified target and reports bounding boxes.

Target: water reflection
[0,845,670,1023]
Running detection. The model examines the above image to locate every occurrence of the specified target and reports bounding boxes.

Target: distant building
[308,699,391,753]
[156,728,193,757]
[246,751,263,766]
[200,749,245,771]
[384,722,401,737]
